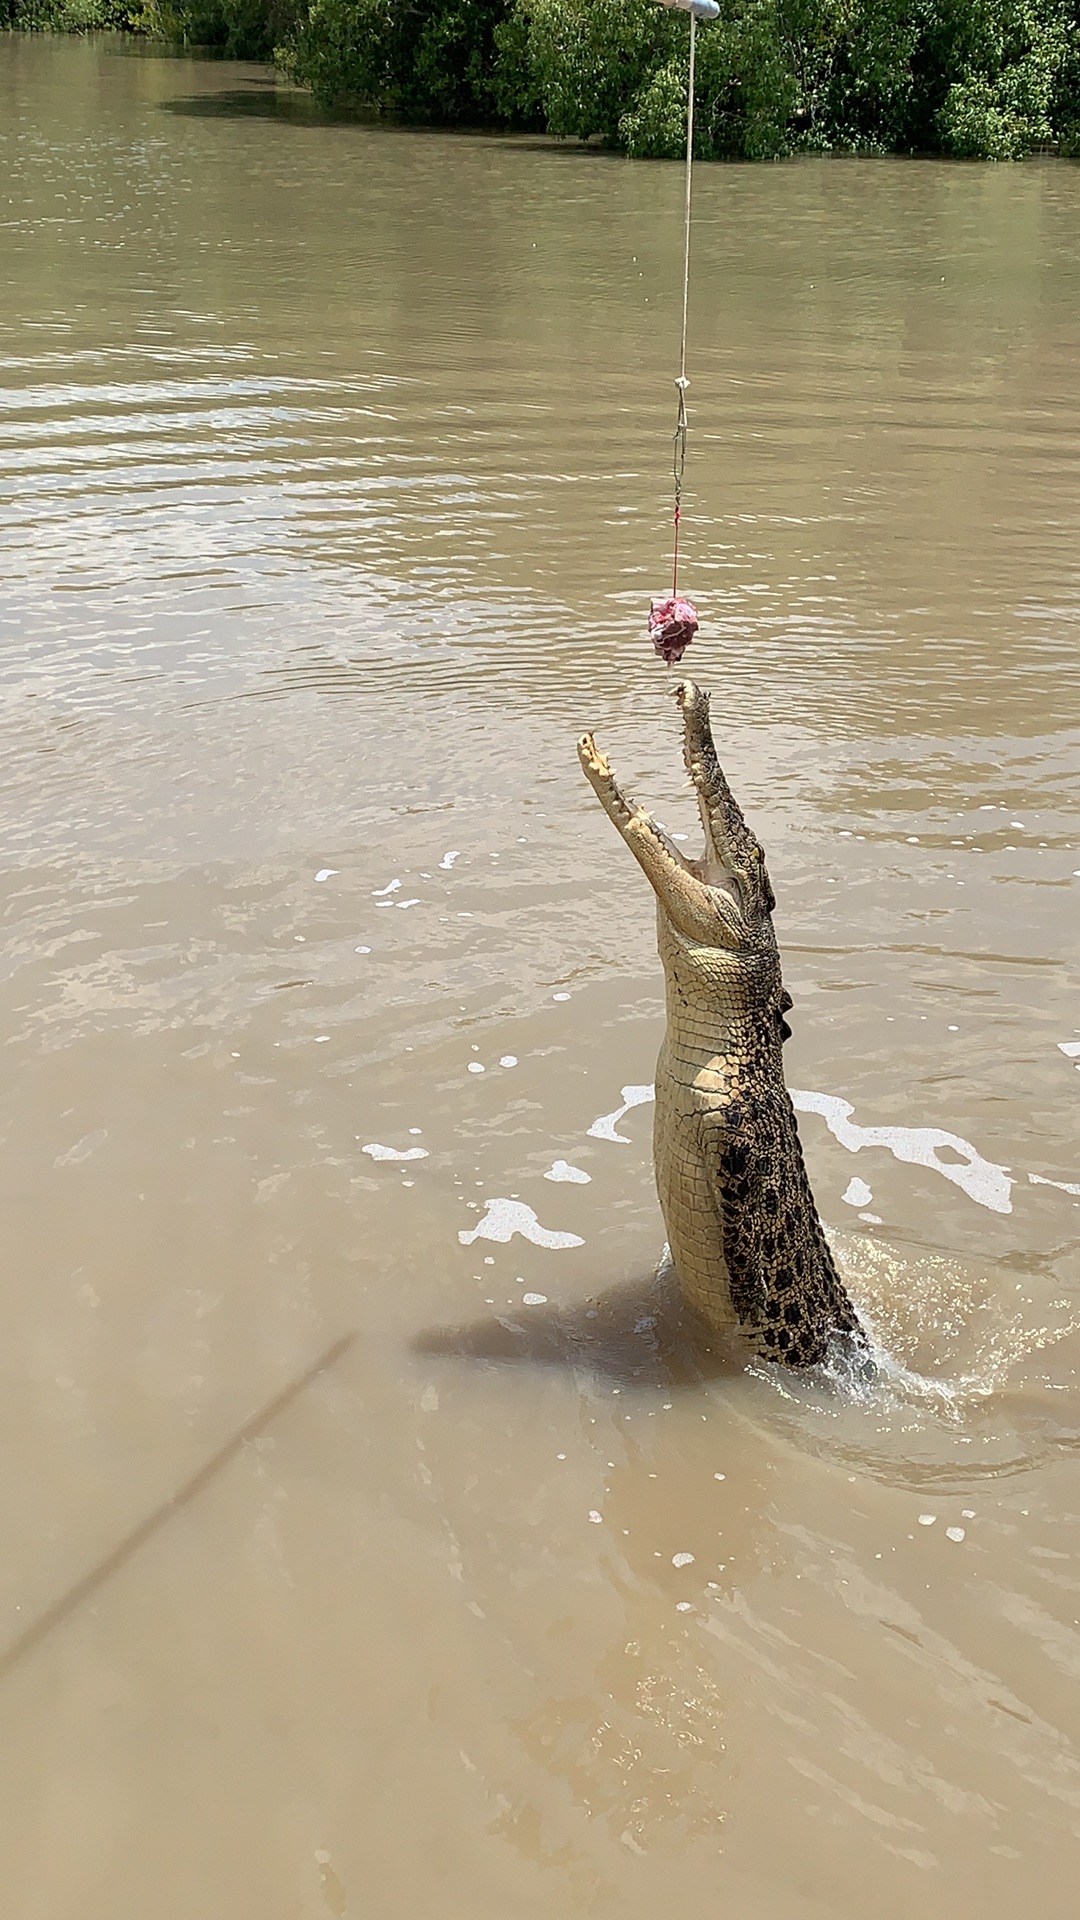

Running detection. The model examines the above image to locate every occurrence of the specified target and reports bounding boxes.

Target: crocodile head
[578,680,792,1037]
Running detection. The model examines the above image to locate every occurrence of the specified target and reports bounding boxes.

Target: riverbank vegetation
[7,0,1080,160]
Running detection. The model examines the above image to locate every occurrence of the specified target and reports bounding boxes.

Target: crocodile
[578,680,865,1368]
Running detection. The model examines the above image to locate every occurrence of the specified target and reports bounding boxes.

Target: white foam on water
[1029,1172,1080,1197]
[522,1293,548,1306]
[467,1062,485,1074]
[1057,1041,1080,1059]
[315,868,337,883]
[439,851,460,870]
[588,1084,655,1143]
[396,898,421,910]
[589,1077,1073,1220]
[791,1088,1013,1214]
[355,945,371,954]
[54,1129,107,1169]
[545,1160,591,1184]
[372,878,400,896]
[458,1199,584,1249]
[362,1143,429,1162]
[499,1055,518,1068]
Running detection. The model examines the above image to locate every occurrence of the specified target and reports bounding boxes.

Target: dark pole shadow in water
[0,1332,354,1685]
[414,1267,747,1391]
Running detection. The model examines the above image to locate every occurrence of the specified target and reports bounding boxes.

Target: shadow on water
[155,87,617,157]
[417,1242,1080,1490]
[158,87,376,126]
[414,1267,747,1392]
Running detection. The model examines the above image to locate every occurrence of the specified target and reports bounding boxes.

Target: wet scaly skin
[579,681,865,1367]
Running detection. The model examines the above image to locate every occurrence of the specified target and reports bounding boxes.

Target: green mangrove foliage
[496,0,1080,157]
[6,0,138,29]
[137,0,295,57]
[2,0,288,46]
[7,0,1080,160]
[284,0,516,122]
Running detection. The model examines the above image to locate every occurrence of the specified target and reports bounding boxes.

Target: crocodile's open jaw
[577,681,764,951]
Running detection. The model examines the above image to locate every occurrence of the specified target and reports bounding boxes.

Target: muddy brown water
[2,31,1080,1917]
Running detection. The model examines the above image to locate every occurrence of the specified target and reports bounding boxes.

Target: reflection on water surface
[1,32,1079,1920]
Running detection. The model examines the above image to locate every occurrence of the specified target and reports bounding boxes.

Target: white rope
[671,10,696,593]
[679,10,696,392]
